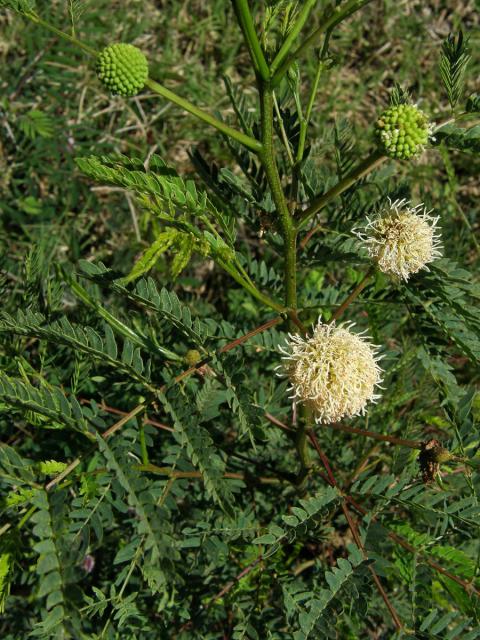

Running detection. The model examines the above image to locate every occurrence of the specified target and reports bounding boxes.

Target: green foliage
[0,371,89,433]
[254,486,340,549]
[285,547,365,639]
[440,31,471,109]
[0,0,36,13]
[17,110,54,140]
[76,154,238,282]
[161,389,236,514]
[434,123,480,154]
[0,2,479,639]
[466,93,480,113]
[0,552,12,613]
[0,309,155,388]
[29,490,70,639]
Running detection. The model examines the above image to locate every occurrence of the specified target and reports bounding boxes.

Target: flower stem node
[376,104,432,159]
[279,320,383,424]
[96,43,148,97]
[355,198,442,281]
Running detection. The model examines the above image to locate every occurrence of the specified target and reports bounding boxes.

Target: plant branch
[273,91,295,166]
[22,12,262,154]
[146,79,262,153]
[258,86,312,483]
[307,430,480,599]
[208,555,264,607]
[342,502,404,631]
[318,422,421,450]
[296,52,329,166]
[329,267,375,322]
[45,401,146,492]
[310,437,409,630]
[231,0,270,82]
[26,12,98,56]
[79,400,174,432]
[295,406,312,485]
[259,87,297,312]
[136,463,281,484]
[216,255,286,313]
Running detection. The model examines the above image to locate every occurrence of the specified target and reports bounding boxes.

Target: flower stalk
[26,12,98,56]
[146,79,262,153]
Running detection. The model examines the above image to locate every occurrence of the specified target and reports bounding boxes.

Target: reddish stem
[342,502,403,631]
[307,430,480,599]
[320,422,421,449]
[329,267,374,323]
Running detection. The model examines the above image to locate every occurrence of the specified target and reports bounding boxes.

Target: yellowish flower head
[279,320,383,424]
[356,198,442,281]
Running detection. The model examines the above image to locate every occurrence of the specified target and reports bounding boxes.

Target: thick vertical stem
[259,86,310,481]
[259,87,297,312]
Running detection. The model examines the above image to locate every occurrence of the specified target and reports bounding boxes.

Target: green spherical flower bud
[185,350,202,366]
[375,104,432,160]
[96,43,148,97]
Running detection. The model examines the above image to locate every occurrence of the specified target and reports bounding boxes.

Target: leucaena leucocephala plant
[0,1,479,638]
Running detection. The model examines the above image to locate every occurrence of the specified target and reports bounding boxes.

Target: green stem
[272,0,375,86]
[298,150,386,230]
[64,271,182,363]
[146,79,262,153]
[137,464,282,484]
[258,87,311,482]
[295,406,312,486]
[231,0,270,82]
[259,88,297,312]
[23,13,261,154]
[273,92,294,166]
[217,257,286,314]
[296,50,330,165]
[290,50,329,208]
[26,13,98,56]
[270,0,318,76]
[138,417,149,465]
[18,505,37,530]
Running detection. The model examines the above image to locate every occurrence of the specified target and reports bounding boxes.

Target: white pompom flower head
[355,198,442,281]
[278,320,384,424]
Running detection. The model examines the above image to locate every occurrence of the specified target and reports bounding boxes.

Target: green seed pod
[96,43,148,97]
[375,104,432,160]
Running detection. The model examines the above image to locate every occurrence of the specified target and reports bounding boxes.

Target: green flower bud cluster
[96,43,148,97]
[376,104,431,160]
